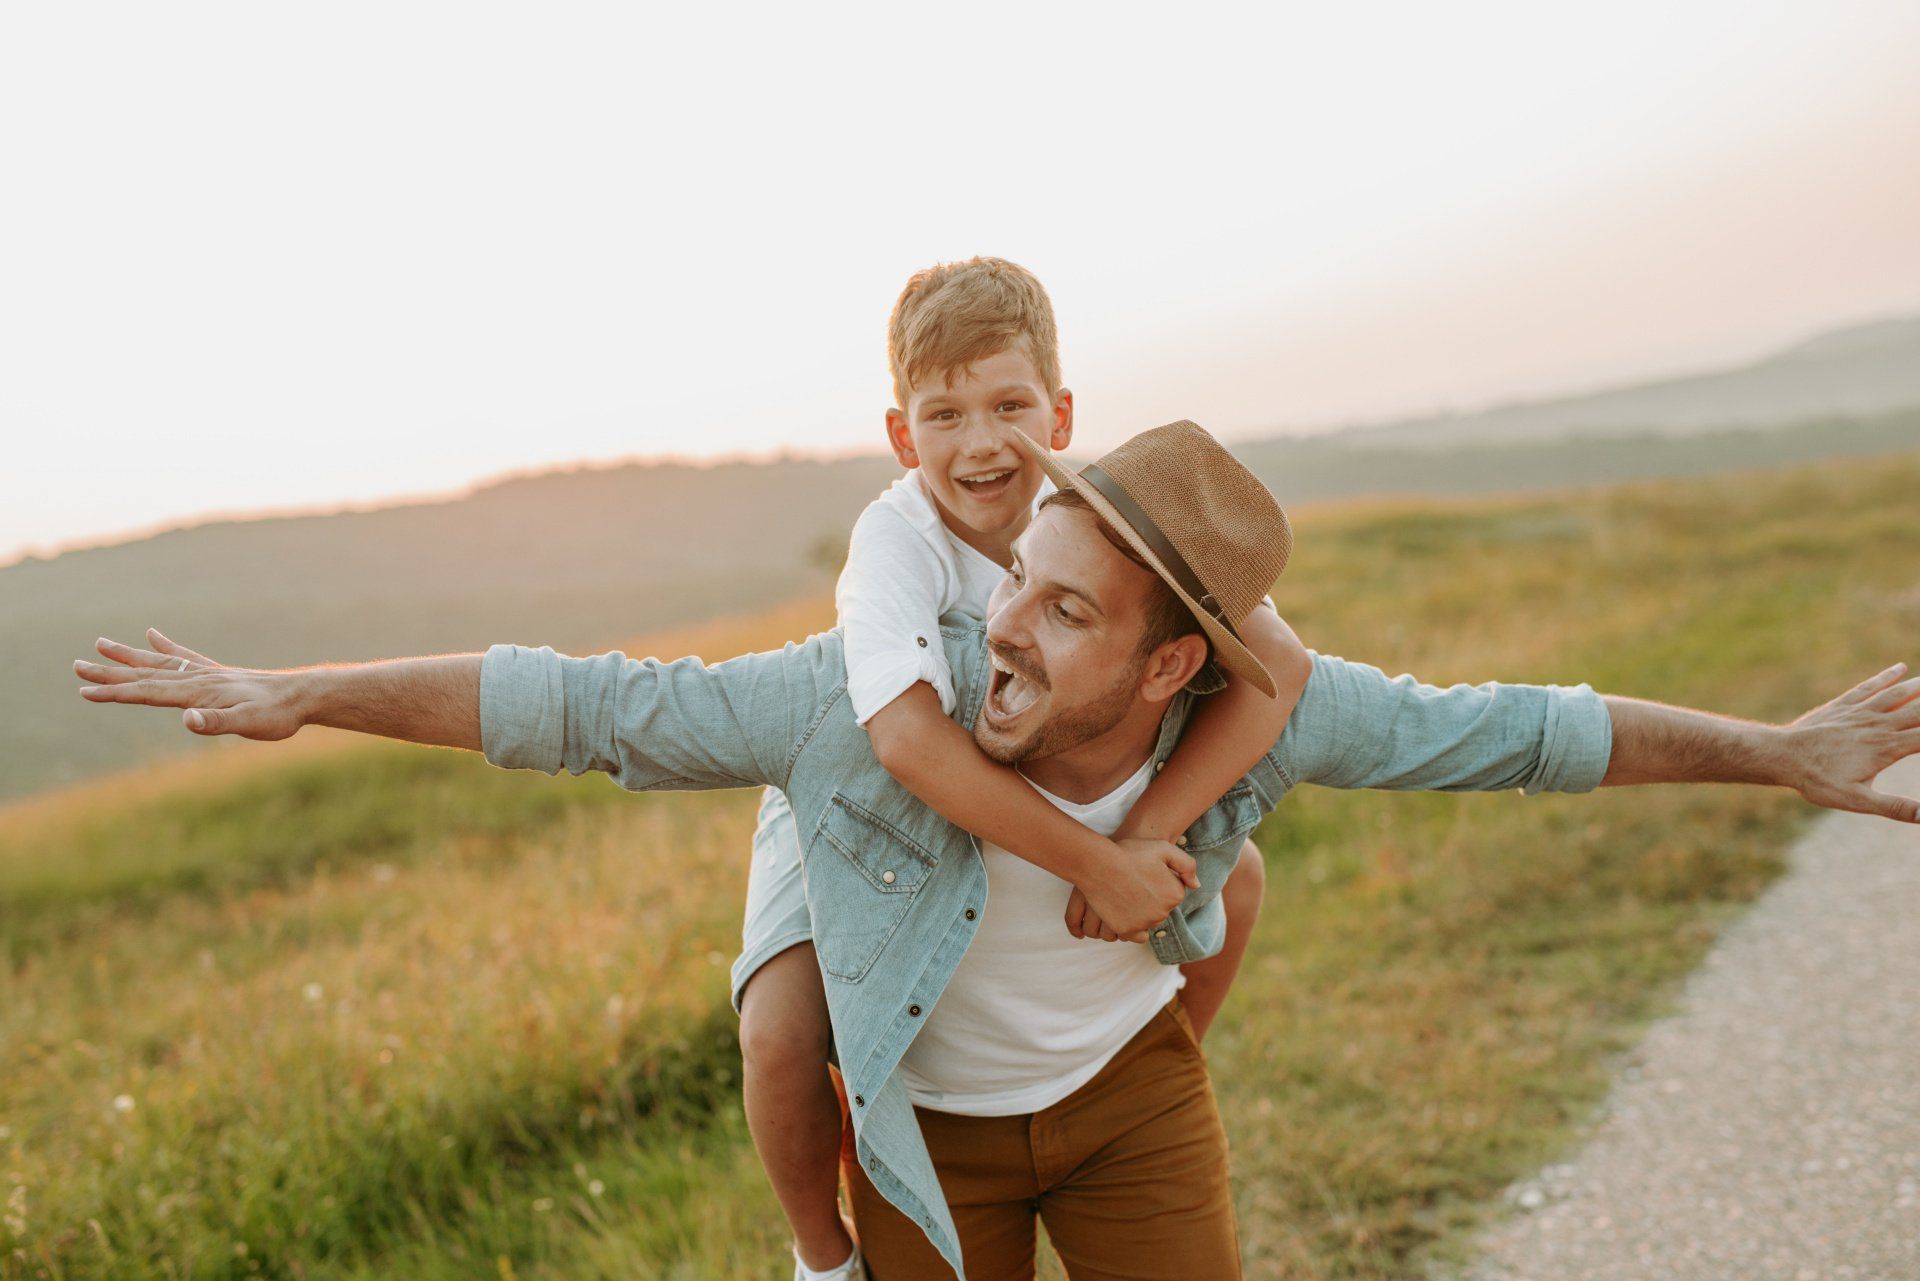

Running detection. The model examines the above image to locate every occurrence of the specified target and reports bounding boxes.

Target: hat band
[1080,464,1242,641]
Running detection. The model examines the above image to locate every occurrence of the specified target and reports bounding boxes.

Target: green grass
[4,450,1918,1279]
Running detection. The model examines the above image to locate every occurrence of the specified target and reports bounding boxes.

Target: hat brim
[1010,433,1277,698]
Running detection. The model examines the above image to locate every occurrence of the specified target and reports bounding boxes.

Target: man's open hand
[1782,662,1920,822]
[1064,837,1199,943]
[74,628,305,741]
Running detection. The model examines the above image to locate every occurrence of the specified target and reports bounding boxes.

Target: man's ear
[1136,632,1210,703]
[885,408,919,469]
[1050,387,1074,452]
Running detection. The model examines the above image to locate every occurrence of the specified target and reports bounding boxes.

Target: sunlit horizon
[5,1,1918,568]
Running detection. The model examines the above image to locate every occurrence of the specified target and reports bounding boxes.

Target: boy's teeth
[959,469,1012,486]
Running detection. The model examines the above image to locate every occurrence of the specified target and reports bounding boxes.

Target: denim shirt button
[1154,759,1166,772]
[881,869,896,884]
[964,908,977,921]
[1153,929,1168,939]
[854,1095,865,1107]
[908,1004,922,1017]
[915,635,928,648]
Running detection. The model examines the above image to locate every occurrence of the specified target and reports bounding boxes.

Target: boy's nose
[957,415,1015,457]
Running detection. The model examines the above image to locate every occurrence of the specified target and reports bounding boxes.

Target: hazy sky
[4,1,1918,565]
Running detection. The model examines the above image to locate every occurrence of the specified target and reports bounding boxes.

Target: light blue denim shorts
[729,785,815,1012]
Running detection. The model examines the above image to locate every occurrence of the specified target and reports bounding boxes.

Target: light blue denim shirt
[478,619,1612,1278]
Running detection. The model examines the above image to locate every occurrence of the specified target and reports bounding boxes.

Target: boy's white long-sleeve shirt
[836,468,1053,725]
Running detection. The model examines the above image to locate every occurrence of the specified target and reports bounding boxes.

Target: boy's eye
[997,400,1026,413]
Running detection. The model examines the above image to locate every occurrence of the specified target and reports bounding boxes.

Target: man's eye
[1053,604,1079,625]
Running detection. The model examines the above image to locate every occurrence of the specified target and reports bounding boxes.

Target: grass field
[4,453,1917,1279]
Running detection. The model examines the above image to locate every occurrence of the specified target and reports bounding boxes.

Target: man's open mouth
[986,648,1044,723]
[954,465,1018,501]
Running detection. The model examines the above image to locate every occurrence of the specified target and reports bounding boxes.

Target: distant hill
[10,307,1920,802]
[3,454,897,800]
[1332,315,1920,449]
[1243,408,1920,510]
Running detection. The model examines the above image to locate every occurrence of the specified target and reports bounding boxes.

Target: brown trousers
[842,997,1241,1281]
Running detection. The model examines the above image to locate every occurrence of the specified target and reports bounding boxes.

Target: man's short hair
[887,257,1062,410]
[1039,487,1209,663]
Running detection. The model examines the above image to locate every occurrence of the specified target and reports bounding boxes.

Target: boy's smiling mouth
[953,465,1020,501]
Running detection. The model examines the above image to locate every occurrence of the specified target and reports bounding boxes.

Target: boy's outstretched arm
[76,629,482,748]
[1601,662,1920,822]
[865,684,1200,941]
[1066,603,1311,939]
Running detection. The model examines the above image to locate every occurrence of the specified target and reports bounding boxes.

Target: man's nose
[985,584,1037,650]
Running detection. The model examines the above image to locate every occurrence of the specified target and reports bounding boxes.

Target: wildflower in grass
[302,982,324,1005]
[588,1180,604,1198]
[111,1095,134,1115]
[5,1184,25,1236]
[531,1198,553,1213]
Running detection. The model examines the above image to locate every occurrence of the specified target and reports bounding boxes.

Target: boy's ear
[884,408,920,469]
[1050,387,1074,452]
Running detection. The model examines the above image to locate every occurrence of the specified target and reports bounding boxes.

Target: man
[73,422,1920,1280]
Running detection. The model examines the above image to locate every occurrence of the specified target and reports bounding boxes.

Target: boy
[732,258,1310,1281]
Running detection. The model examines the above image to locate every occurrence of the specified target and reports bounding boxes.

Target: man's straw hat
[1013,420,1292,696]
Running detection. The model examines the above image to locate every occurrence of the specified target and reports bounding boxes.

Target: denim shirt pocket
[808,792,939,983]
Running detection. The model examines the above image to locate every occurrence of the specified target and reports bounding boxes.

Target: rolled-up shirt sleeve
[1275,651,1614,795]
[480,640,816,792]
[837,504,962,724]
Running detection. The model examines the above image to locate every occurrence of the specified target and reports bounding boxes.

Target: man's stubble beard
[973,652,1147,766]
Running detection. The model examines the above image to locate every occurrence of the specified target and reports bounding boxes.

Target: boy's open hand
[1065,837,1199,943]
[74,628,306,741]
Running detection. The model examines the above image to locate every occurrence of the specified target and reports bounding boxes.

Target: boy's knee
[1225,839,1266,908]
[739,950,832,1075]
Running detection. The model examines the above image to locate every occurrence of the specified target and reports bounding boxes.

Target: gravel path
[1461,755,1920,1281]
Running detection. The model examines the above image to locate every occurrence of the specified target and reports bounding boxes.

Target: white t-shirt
[897,754,1185,1115]
[836,468,1052,724]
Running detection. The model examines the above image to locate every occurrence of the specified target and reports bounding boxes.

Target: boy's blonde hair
[887,257,1062,410]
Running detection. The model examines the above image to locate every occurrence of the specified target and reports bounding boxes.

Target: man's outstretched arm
[1601,662,1920,823]
[1273,653,1920,824]
[76,630,482,748]
[74,626,814,793]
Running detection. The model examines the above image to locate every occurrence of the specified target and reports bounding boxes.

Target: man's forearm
[293,655,485,752]
[1600,695,1787,788]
